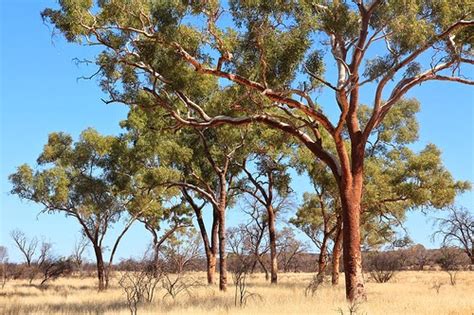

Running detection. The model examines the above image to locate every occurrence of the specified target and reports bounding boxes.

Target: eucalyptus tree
[120,105,249,291]
[236,127,294,284]
[9,129,139,290]
[42,0,474,300]
[107,123,194,271]
[292,99,470,284]
[171,126,248,291]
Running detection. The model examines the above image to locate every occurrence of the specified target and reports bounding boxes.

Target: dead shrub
[119,267,163,315]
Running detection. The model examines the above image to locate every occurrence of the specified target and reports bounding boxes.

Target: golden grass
[1,271,473,314]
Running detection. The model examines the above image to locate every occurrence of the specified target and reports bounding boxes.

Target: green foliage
[40,0,472,253]
[293,99,469,248]
[9,129,125,236]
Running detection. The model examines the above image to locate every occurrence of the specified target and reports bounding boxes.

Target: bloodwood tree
[42,0,474,301]
[291,99,469,285]
[9,129,141,290]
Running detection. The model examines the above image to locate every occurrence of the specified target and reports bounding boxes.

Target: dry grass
[0,271,473,314]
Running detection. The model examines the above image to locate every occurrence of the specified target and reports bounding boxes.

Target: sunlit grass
[0,271,473,314]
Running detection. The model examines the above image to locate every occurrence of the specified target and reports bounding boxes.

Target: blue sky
[1,0,473,263]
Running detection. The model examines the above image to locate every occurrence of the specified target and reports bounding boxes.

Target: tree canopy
[40,0,474,301]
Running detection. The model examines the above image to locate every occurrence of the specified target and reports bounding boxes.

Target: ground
[0,271,473,314]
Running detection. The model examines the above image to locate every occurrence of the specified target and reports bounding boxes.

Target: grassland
[0,271,473,315]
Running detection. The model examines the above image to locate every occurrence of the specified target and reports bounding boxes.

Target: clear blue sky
[1,0,473,263]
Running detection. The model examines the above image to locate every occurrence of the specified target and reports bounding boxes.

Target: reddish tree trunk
[340,179,366,301]
[267,206,278,284]
[332,217,343,286]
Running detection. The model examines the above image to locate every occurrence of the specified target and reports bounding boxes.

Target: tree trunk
[190,192,218,285]
[207,253,217,285]
[217,207,227,291]
[93,245,106,291]
[331,217,343,286]
[317,236,329,281]
[340,181,366,301]
[267,206,278,284]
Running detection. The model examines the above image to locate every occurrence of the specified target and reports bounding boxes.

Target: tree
[227,200,272,280]
[42,0,474,301]
[237,144,294,284]
[277,227,308,273]
[10,230,37,267]
[436,246,470,285]
[291,192,339,283]
[433,206,474,264]
[9,129,139,290]
[292,99,469,284]
[121,103,249,291]
[106,130,194,273]
[173,127,246,291]
[39,257,74,287]
[160,228,202,274]
[141,202,193,273]
[70,235,88,272]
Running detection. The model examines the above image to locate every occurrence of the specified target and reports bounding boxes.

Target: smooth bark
[340,177,366,301]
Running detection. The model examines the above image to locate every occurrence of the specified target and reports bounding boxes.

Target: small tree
[291,192,339,282]
[277,228,308,273]
[364,251,401,283]
[160,230,202,301]
[236,131,294,284]
[436,246,469,286]
[10,230,37,267]
[39,257,74,287]
[232,259,261,308]
[9,129,140,290]
[118,262,163,315]
[228,199,275,279]
[70,235,88,274]
[433,206,474,265]
[409,244,431,270]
